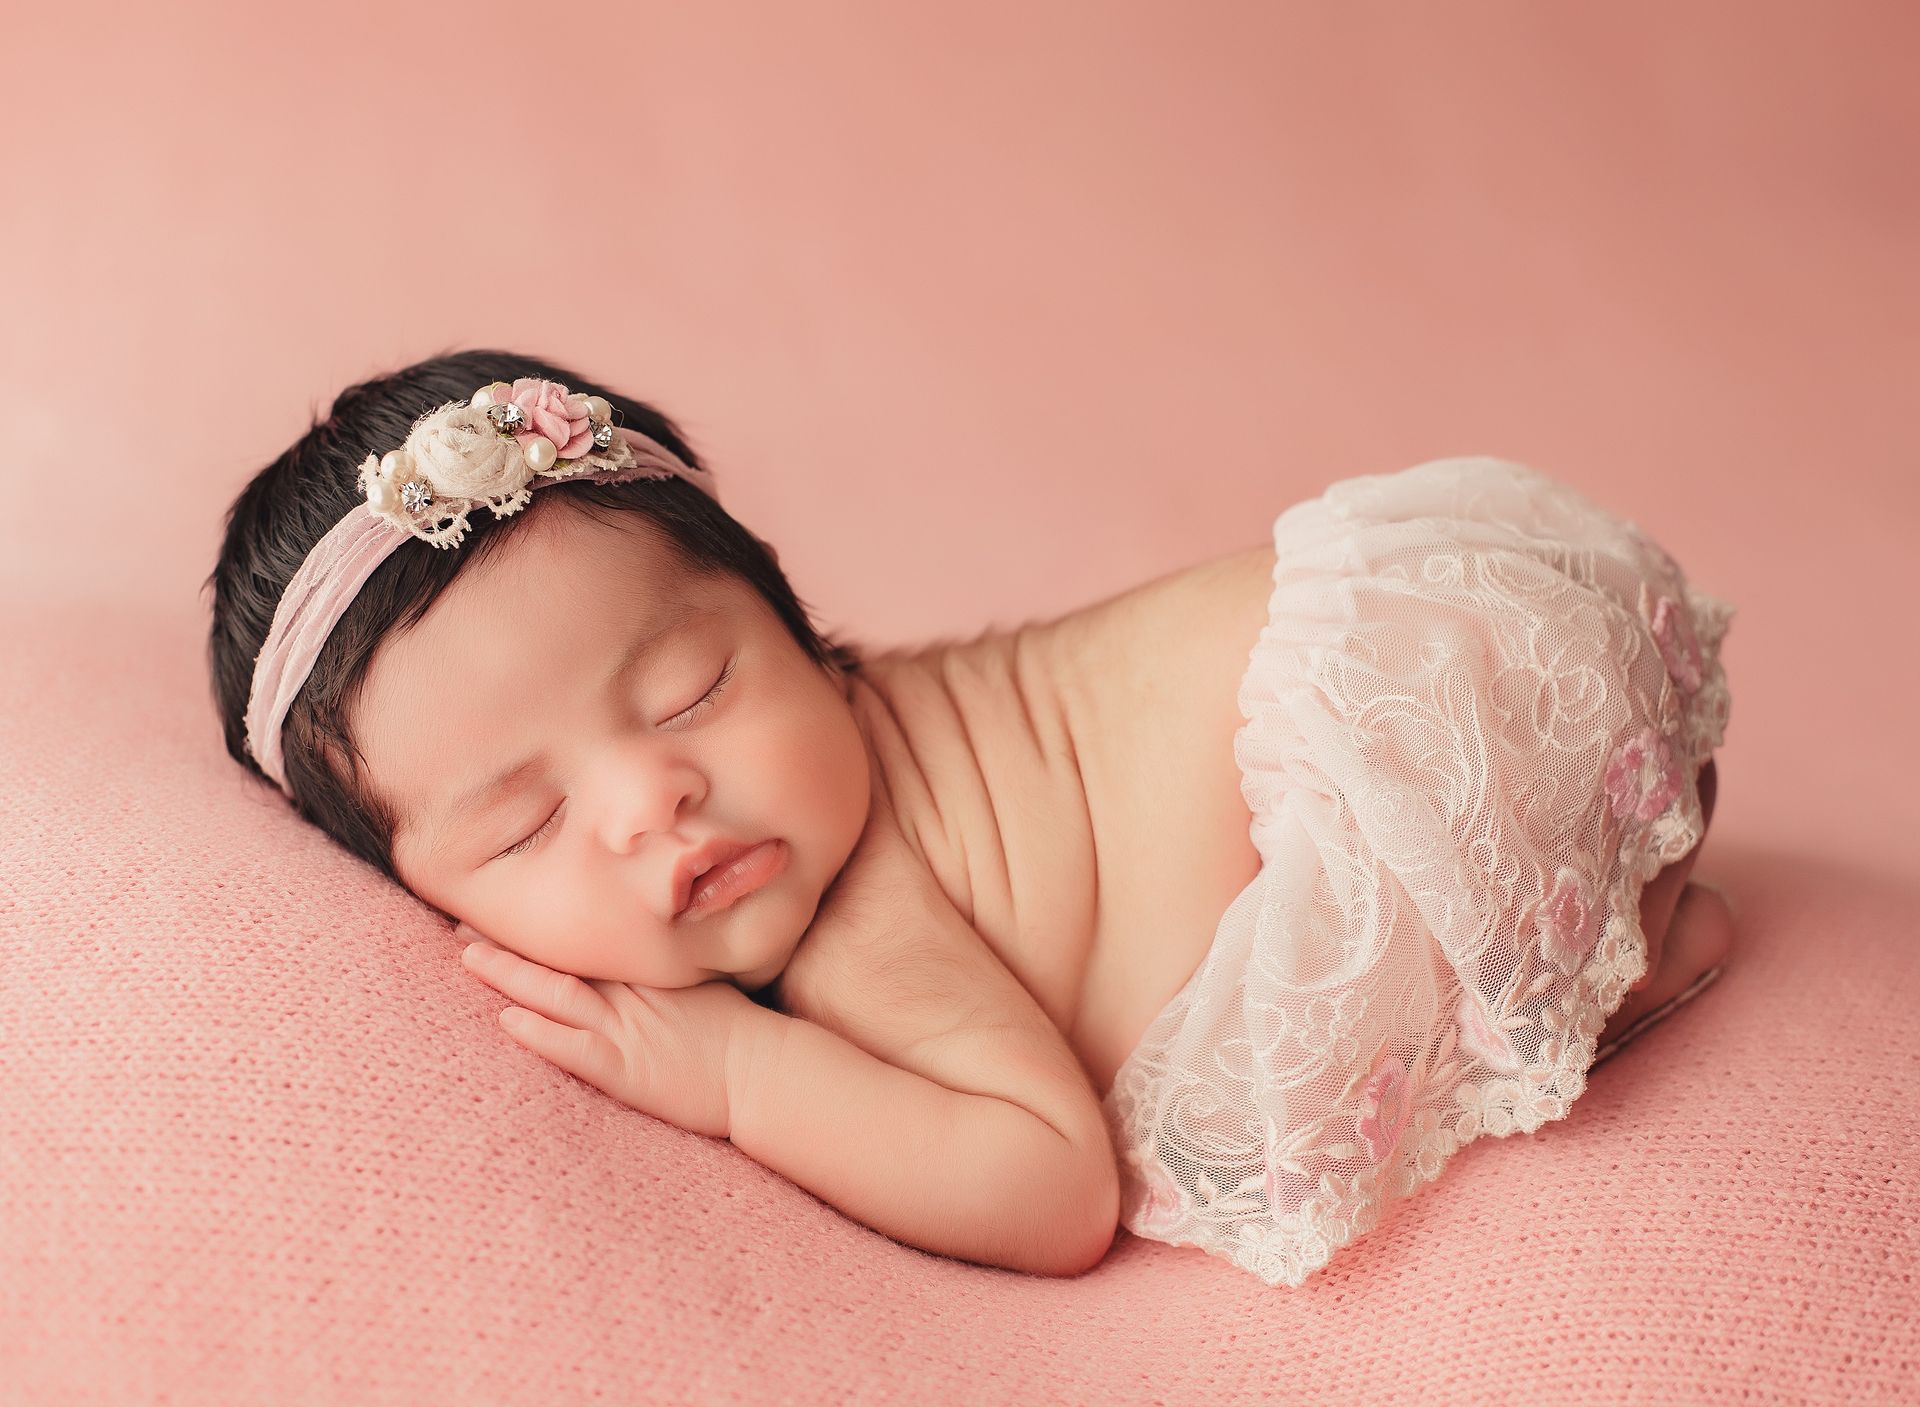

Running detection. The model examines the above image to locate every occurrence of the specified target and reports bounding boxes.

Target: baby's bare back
[778,540,1278,1102]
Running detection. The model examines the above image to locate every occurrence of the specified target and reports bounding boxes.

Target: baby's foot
[1595,881,1735,1059]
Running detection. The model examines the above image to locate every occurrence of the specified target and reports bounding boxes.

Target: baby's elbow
[1046,1147,1121,1278]
[1063,1209,1119,1278]
[1082,1167,1123,1273]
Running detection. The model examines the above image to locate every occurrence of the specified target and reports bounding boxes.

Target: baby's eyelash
[673,659,734,727]
[498,807,560,860]
[492,660,736,862]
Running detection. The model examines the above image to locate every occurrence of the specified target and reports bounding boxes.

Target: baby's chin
[729,937,799,1002]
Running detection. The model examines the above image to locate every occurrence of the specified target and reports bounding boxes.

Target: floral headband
[243,377,720,793]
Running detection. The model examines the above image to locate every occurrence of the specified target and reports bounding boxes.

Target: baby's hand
[457,925,756,1139]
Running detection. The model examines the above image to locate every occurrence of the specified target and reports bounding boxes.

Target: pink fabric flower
[1355,1052,1413,1163]
[1456,993,1522,1072]
[1642,583,1704,697]
[503,378,597,461]
[1136,1163,1186,1237]
[1606,725,1682,824]
[1532,866,1595,975]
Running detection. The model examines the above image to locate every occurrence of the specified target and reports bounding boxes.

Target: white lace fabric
[1100,456,1735,1288]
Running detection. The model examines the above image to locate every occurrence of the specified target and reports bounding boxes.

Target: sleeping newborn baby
[210,356,1737,1288]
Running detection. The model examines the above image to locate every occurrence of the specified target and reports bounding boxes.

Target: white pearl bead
[368,478,397,512]
[522,435,557,473]
[585,395,611,423]
[470,388,494,410]
[379,449,412,480]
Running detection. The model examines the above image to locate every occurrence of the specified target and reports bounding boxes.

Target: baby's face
[355,497,871,994]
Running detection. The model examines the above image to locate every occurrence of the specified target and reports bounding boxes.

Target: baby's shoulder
[775,785,1075,1068]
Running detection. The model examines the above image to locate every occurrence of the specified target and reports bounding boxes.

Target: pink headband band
[244,377,719,793]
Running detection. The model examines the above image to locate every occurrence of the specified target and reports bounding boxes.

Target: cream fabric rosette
[355,381,637,550]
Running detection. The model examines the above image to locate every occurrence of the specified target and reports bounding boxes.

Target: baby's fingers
[495,1006,630,1095]
[462,942,607,1030]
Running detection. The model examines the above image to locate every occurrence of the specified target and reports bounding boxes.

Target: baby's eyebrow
[402,599,703,860]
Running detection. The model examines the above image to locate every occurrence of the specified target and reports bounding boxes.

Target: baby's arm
[725,803,1118,1277]
[728,1004,1114,1277]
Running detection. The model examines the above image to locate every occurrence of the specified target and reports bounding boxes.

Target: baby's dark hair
[205,347,869,885]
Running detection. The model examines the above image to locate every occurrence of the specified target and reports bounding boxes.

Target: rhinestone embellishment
[487,402,525,432]
[400,480,434,513]
[592,420,615,450]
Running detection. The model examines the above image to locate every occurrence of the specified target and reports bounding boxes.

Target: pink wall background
[4,1,1917,863]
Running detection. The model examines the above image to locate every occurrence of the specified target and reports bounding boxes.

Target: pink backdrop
[7,3,1917,854]
[4,2,1917,1401]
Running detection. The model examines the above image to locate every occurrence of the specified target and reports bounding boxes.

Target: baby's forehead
[507,497,690,589]
[470,509,737,625]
